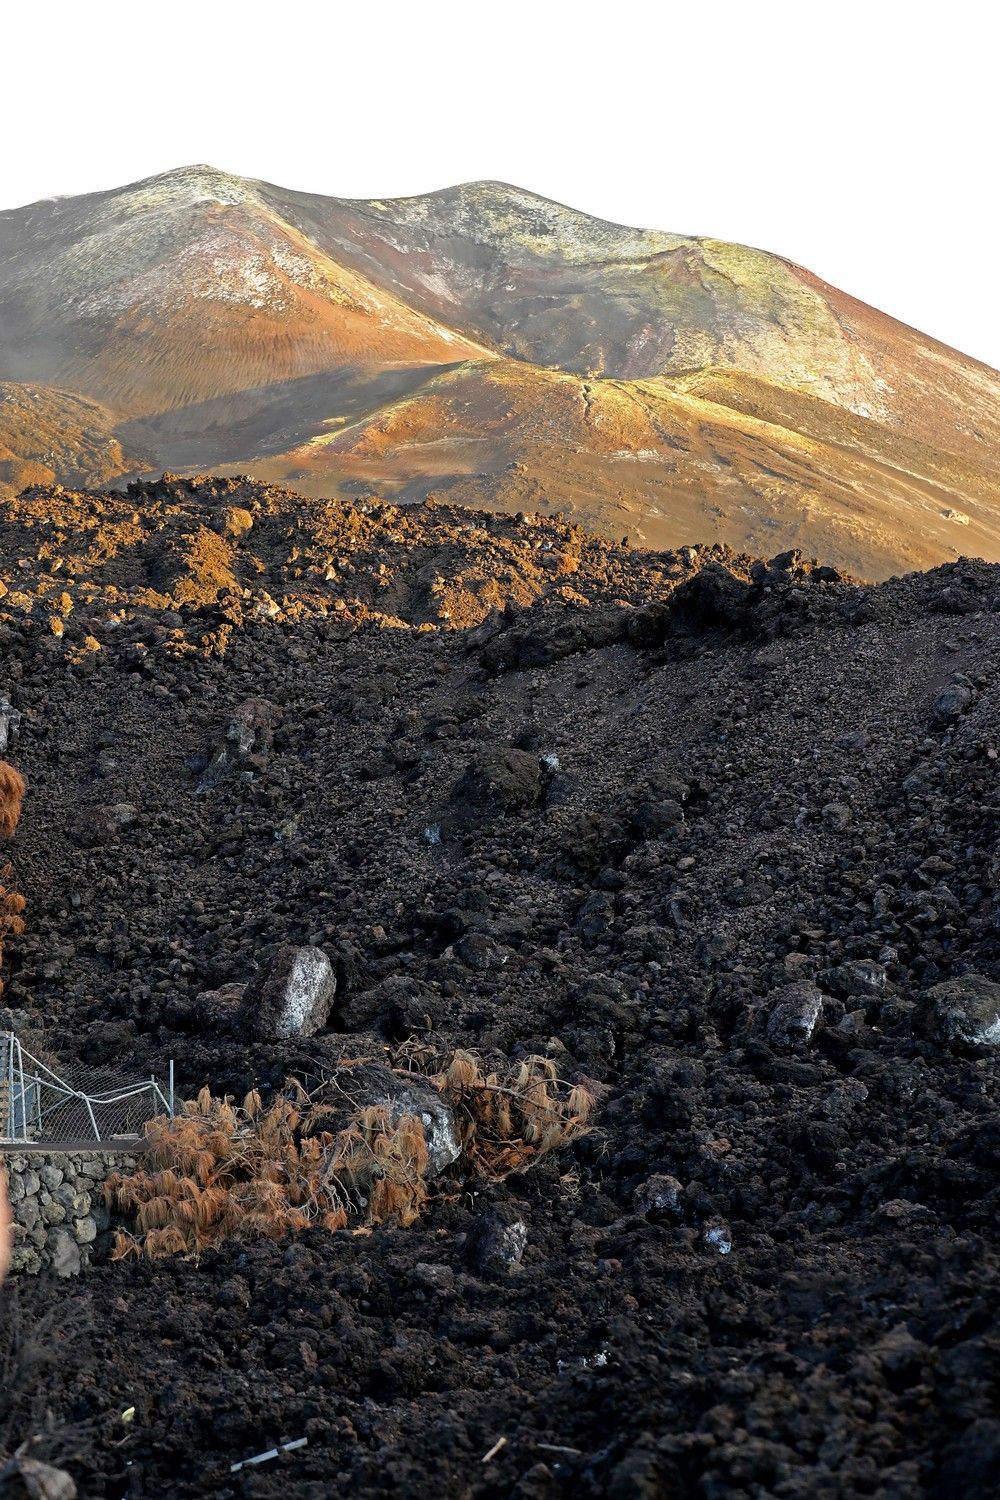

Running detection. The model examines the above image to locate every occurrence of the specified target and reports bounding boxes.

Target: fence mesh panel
[1,1031,172,1144]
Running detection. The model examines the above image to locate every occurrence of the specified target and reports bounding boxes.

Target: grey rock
[820,1080,870,1121]
[384,1079,462,1177]
[410,1262,457,1295]
[73,1215,98,1244]
[466,1209,529,1272]
[766,981,824,1047]
[821,802,852,832]
[575,890,615,945]
[926,974,1000,1048]
[48,1228,82,1278]
[53,1182,85,1213]
[240,945,336,1040]
[633,1173,684,1216]
[9,1246,42,1275]
[877,1198,930,1223]
[39,1164,63,1190]
[455,933,507,972]
[933,681,973,724]
[77,1158,110,1180]
[14,1195,40,1232]
[703,1222,733,1255]
[0,693,22,752]
[822,959,888,1000]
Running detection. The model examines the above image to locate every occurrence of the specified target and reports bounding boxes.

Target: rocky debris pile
[2,481,1000,1494]
[0,474,712,650]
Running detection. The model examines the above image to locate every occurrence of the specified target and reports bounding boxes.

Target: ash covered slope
[0,167,485,415]
[0,381,148,497]
[4,477,1000,1495]
[274,174,1000,459]
[2,168,999,577]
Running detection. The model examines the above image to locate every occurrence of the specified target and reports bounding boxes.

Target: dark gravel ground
[1,477,999,1498]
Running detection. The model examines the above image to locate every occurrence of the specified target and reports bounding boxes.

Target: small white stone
[703,1223,733,1255]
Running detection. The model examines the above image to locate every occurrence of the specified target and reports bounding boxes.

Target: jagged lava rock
[633,1174,684,1216]
[933,680,974,724]
[926,974,1000,1048]
[766,982,824,1047]
[466,1207,529,1272]
[239,945,336,1040]
[446,746,542,828]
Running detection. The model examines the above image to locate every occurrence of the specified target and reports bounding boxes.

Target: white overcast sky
[3,0,996,369]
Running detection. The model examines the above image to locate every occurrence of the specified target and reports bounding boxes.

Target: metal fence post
[4,1032,12,1139]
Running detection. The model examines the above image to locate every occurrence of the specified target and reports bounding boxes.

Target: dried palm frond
[108,1080,433,1256]
[0,762,25,841]
[419,1047,596,1180]
[143,1226,190,1259]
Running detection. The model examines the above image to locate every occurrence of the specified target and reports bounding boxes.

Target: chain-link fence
[1,1031,173,1144]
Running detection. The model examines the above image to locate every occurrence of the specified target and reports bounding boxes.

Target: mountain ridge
[0,165,997,577]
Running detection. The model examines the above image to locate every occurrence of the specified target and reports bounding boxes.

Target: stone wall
[2,1148,137,1276]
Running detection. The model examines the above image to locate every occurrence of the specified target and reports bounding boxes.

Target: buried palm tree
[107,1050,596,1259]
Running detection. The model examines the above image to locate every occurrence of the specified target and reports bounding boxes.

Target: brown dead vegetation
[106,1082,431,1260]
[0,763,25,842]
[107,1048,598,1259]
[327,1103,429,1229]
[0,873,25,951]
[408,1045,597,1179]
[0,761,25,999]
